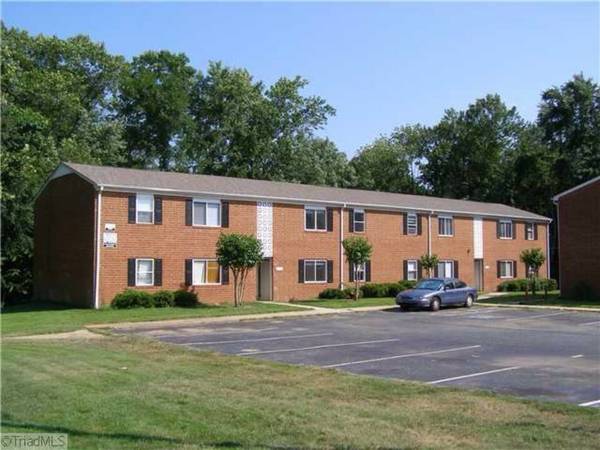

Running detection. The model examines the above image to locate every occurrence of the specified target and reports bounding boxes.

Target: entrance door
[474,259,484,292]
[257,258,272,300]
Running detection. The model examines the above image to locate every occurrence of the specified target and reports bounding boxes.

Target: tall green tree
[538,74,600,194]
[118,50,195,169]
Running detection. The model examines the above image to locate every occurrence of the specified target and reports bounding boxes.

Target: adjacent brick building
[553,176,600,298]
[34,162,551,307]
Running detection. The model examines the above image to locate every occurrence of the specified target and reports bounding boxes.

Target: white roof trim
[553,176,600,201]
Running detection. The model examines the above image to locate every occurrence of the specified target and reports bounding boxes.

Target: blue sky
[3,2,599,157]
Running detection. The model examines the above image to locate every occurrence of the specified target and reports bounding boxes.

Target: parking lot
[114,306,600,407]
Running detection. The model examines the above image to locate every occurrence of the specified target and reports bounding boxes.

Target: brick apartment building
[34,162,551,308]
[553,176,600,298]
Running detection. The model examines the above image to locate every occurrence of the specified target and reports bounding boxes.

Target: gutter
[93,186,103,309]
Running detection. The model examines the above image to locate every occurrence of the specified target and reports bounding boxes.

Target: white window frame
[192,259,221,285]
[437,260,454,278]
[438,215,454,237]
[353,262,366,282]
[353,209,365,233]
[135,258,154,286]
[136,194,154,224]
[525,223,535,241]
[499,220,513,239]
[407,213,418,236]
[304,206,327,232]
[406,259,418,281]
[304,259,328,283]
[499,260,514,279]
[192,198,221,227]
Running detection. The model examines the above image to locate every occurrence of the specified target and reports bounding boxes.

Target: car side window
[444,282,454,290]
[455,281,466,288]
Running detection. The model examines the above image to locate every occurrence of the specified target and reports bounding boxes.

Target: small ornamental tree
[342,236,373,301]
[520,248,546,297]
[216,233,263,307]
[419,254,439,278]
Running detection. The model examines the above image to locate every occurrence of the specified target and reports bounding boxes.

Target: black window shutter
[417,215,423,235]
[185,199,193,226]
[496,221,500,239]
[534,224,538,240]
[513,261,517,278]
[185,259,193,286]
[497,261,501,278]
[453,260,459,278]
[512,222,517,240]
[154,259,162,286]
[326,207,334,232]
[348,208,354,232]
[417,261,423,280]
[298,259,304,283]
[349,262,354,282]
[327,260,333,283]
[438,217,443,235]
[221,266,229,285]
[403,260,408,280]
[128,195,136,223]
[434,264,439,278]
[402,213,407,235]
[127,258,136,286]
[154,196,162,224]
[221,201,229,228]
[366,260,371,282]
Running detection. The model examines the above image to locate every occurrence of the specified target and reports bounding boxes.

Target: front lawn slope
[2,337,599,449]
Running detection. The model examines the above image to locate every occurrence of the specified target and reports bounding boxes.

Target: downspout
[340,204,345,289]
[93,187,103,309]
[427,211,433,255]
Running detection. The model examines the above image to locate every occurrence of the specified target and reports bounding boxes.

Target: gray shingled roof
[62,162,550,221]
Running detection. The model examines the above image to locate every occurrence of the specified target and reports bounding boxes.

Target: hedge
[497,278,557,292]
[111,290,154,309]
[111,289,198,309]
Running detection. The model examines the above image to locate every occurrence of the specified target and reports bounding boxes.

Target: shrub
[174,290,199,307]
[343,287,360,299]
[360,283,387,298]
[111,290,154,309]
[318,288,347,300]
[497,278,557,292]
[152,290,175,308]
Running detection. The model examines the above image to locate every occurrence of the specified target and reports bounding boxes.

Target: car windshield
[415,279,444,291]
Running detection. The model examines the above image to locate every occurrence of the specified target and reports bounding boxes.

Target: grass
[480,291,600,309]
[0,301,299,337]
[2,336,599,449]
[292,297,395,309]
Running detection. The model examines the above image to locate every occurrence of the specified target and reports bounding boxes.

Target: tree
[342,237,373,301]
[216,233,263,307]
[419,254,439,278]
[118,50,195,169]
[519,248,546,297]
[538,74,600,194]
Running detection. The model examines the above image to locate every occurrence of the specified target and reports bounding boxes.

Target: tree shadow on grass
[1,300,83,314]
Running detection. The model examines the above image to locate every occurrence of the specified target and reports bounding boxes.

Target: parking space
[114,306,600,407]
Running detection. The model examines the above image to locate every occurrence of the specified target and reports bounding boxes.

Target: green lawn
[292,297,396,309]
[3,337,599,449]
[0,301,299,337]
[480,291,600,309]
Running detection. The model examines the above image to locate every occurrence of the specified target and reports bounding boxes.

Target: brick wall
[34,174,96,307]
[558,181,600,297]
[99,193,257,306]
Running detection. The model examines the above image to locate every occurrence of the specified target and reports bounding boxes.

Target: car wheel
[430,297,441,312]
[399,305,409,312]
[465,295,474,308]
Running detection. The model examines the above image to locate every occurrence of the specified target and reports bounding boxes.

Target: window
[499,260,514,278]
[193,200,221,227]
[353,209,365,232]
[407,260,418,281]
[135,259,154,286]
[192,259,221,285]
[455,280,467,288]
[305,207,326,231]
[526,264,538,277]
[499,220,513,239]
[407,214,418,235]
[437,260,454,278]
[304,260,327,283]
[353,263,366,282]
[438,216,453,236]
[136,194,154,224]
[525,223,535,240]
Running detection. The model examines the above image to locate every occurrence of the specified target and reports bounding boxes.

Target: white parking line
[571,354,584,359]
[155,327,279,339]
[428,366,521,384]
[322,345,481,368]
[237,338,402,356]
[579,320,600,326]
[504,311,568,321]
[185,332,332,346]
[579,399,600,407]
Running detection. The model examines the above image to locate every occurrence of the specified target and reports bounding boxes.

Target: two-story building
[34,162,551,308]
